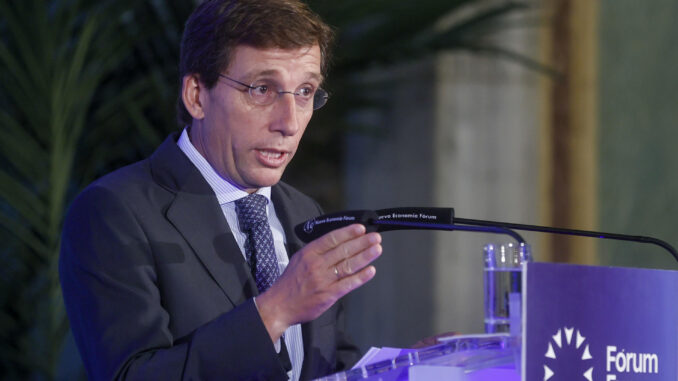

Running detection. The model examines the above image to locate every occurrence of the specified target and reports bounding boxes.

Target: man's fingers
[305,224,366,255]
[324,231,381,266]
[332,265,377,296]
[334,243,382,278]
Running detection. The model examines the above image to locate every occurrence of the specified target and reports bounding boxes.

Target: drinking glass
[483,242,531,334]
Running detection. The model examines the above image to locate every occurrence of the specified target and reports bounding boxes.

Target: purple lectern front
[523,262,678,381]
[316,262,678,380]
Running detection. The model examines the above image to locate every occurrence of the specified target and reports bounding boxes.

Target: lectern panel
[524,262,678,380]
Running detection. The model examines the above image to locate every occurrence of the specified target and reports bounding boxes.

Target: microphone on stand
[294,207,678,263]
[295,207,525,244]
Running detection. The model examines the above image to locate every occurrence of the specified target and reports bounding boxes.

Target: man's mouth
[258,150,284,159]
[256,149,289,167]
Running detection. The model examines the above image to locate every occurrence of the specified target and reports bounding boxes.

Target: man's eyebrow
[250,69,324,83]
[307,73,324,83]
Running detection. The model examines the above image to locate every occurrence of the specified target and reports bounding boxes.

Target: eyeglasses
[219,74,329,110]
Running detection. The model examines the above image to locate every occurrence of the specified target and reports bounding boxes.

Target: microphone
[294,207,525,244]
[295,207,678,263]
[294,210,380,242]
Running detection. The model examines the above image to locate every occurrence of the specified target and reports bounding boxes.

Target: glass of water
[483,242,531,334]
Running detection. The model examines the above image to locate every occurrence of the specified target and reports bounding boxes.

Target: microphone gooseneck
[295,207,678,263]
[368,220,525,244]
[454,217,678,263]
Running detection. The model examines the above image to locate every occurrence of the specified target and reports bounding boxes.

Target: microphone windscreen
[374,207,454,231]
[295,210,379,243]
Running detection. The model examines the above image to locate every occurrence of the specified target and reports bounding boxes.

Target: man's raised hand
[256,224,382,342]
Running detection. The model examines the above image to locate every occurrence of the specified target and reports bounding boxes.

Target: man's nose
[270,93,301,136]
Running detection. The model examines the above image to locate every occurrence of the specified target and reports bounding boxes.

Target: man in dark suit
[59,1,383,380]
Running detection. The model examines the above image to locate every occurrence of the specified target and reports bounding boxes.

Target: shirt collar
[177,127,271,205]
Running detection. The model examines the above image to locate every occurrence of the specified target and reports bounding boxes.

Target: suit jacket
[59,134,359,381]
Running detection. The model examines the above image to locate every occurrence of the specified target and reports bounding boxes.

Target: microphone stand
[295,207,678,263]
[369,220,526,244]
[453,217,678,263]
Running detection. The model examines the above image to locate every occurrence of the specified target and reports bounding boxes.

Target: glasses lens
[313,88,329,110]
[248,80,277,105]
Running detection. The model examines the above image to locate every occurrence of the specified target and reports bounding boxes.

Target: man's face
[188,45,322,192]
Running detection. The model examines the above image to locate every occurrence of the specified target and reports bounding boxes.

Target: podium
[523,262,677,380]
[316,262,678,380]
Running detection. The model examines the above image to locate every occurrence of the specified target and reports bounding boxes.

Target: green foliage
[315,0,524,68]
[0,0,536,379]
[0,0,188,378]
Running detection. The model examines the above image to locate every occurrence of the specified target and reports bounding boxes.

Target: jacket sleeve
[59,185,289,381]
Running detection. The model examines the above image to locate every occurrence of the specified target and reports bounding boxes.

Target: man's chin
[241,170,285,190]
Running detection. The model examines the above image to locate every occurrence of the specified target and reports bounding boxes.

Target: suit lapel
[271,185,305,256]
[151,134,258,307]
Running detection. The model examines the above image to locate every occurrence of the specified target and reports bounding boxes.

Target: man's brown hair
[177,0,334,125]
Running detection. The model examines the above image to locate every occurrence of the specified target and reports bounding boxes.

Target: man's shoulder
[77,134,184,199]
[90,159,153,192]
[73,159,166,212]
[64,159,157,221]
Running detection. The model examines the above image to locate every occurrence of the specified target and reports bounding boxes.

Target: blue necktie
[235,194,279,293]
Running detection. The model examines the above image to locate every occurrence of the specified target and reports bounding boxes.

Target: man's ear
[182,73,205,120]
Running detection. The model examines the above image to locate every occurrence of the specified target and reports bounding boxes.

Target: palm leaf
[0,0,158,378]
[0,110,48,180]
[0,168,47,235]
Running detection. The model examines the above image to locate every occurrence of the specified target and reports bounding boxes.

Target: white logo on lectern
[543,327,593,381]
